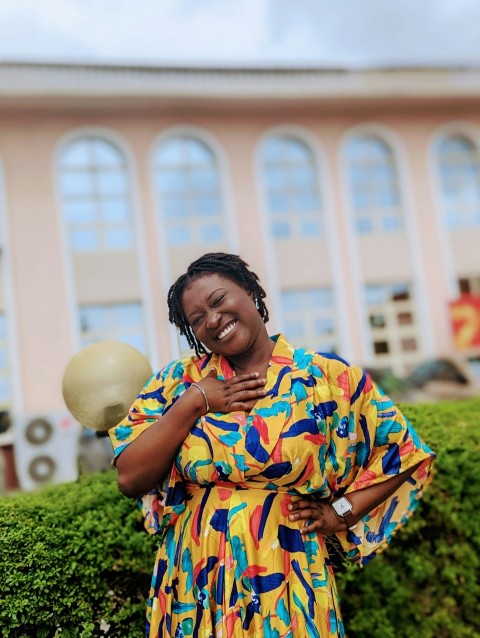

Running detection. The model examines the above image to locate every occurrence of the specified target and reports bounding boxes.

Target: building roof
[1,61,479,113]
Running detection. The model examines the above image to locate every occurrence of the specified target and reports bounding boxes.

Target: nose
[206,310,221,329]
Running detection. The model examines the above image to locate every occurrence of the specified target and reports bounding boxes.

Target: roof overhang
[0,61,479,114]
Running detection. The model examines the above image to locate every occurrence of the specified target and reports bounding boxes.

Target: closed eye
[212,293,226,307]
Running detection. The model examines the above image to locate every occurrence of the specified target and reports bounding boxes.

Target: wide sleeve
[324,365,435,566]
[108,359,188,535]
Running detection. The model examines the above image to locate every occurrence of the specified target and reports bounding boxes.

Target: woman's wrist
[184,385,209,417]
[329,504,349,532]
[190,383,209,414]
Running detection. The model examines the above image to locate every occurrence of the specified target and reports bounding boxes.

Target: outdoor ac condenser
[14,412,81,491]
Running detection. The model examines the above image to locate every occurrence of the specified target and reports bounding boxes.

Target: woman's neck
[227,334,274,376]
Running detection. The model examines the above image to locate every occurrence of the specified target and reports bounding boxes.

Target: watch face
[333,498,352,516]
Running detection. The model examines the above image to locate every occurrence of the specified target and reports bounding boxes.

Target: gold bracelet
[190,383,209,413]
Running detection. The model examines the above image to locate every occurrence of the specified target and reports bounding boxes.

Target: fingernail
[254,372,259,377]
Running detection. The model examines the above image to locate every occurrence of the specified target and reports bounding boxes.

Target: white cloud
[0,0,271,63]
[265,0,480,66]
[0,0,479,66]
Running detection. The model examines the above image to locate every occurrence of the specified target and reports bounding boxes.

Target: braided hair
[167,253,269,357]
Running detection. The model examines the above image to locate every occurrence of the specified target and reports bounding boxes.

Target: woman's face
[181,274,267,356]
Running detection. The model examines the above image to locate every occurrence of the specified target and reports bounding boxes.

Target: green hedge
[339,400,480,638]
[0,472,153,638]
[1,399,479,638]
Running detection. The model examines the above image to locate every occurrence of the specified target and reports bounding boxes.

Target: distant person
[109,252,435,637]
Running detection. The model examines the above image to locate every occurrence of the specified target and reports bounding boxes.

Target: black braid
[167,253,269,357]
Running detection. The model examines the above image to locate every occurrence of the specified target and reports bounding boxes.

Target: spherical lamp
[62,341,153,432]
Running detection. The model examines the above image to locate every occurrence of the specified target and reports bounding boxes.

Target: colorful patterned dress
[109,334,434,638]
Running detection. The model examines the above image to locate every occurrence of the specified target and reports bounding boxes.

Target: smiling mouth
[217,320,237,340]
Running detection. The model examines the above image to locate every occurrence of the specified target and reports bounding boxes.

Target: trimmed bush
[339,399,480,638]
[1,399,479,638]
[0,471,153,638]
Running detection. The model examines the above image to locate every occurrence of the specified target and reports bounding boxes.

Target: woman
[110,252,434,638]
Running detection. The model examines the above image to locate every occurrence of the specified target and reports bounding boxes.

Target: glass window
[261,135,322,239]
[392,283,410,301]
[280,287,337,353]
[437,135,480,229]
[99,200,130,224]
[281,290,301,311]
[345,135,403,234]
[401,337,417,352]
[79,302,147,355]
[58,137,134,252]
[71,229,98,252]
[64,201,96,225]
[397,311,413,325]
[365,282,420,374]
[374,340,389,354]
[200,224,223,243]
[285,320,304,340]
[178,332,192,357]
[154,135,225,246]
[167,226,190,245]
[272,222,290,238]
[458,275,480,296]
[370,314,386,328]
[97,171,127,196]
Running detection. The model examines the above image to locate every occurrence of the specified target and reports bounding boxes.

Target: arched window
[345,135,402,234]
[153,135,225,245]
[260,135,321,239]
[280,287,337,353]
[437,134,480,229]
[79,302,147,353]
[58,137,134,251]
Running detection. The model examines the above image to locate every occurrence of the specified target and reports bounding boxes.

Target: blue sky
[0,0,479,67]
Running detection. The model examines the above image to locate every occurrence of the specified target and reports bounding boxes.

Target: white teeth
[218,321,237,340]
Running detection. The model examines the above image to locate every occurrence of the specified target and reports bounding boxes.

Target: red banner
[449,296,480,350]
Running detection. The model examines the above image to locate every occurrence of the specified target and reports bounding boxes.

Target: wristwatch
[331,496,357,530]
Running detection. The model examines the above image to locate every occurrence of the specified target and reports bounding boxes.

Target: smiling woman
[109,252,435,638]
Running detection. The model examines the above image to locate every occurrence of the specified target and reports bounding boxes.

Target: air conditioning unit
[14,412,81,491]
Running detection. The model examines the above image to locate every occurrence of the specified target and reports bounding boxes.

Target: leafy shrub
[339,399,480,638]
[0,471,154,638]
[1,399,479,637]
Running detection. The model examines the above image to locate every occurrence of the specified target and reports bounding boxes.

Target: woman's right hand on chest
[192,369,267,414]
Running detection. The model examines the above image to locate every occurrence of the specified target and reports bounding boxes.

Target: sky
[0,0,479,68]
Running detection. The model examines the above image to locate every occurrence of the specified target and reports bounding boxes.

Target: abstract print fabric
[110,334,434,638]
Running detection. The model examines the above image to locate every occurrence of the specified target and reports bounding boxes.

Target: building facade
[1,62,479,485]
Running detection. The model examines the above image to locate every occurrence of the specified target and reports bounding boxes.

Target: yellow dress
[109,334,434,638]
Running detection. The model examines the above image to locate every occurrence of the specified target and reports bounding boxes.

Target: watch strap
[341,508,357,529]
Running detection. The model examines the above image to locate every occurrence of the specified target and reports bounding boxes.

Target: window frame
[57,135,135,253]
[280,286,338,354]
[344,133,404,235]
[260,133,322,240]
[152,133,227,247]
[435,133,480,230]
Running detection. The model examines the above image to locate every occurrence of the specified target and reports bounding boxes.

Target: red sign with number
[449,296,480,350]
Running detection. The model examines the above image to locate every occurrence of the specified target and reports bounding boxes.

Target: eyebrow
[185,288,226,320]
